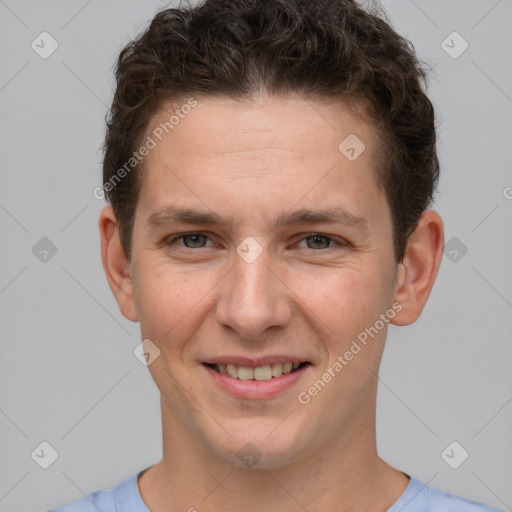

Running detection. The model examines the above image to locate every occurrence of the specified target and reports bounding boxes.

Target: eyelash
[163,231,346,253]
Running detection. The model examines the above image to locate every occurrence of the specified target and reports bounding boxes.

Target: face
[118,95,404,469]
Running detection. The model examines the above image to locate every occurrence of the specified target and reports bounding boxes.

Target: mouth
[203,361,311,381]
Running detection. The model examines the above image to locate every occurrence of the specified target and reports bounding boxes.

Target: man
[49,0,503,510]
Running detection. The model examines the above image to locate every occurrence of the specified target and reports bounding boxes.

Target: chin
[208,422,308,471]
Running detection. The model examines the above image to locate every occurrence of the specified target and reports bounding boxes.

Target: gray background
[1,1,511,511]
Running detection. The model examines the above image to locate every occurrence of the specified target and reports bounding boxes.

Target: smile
[201,360,312,399]
[205,362,309,381]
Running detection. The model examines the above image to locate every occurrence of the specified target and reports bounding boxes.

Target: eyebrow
[145,206,368,233]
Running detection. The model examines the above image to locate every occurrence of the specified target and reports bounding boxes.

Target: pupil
[309,235,328,249]
[185,234,204,247]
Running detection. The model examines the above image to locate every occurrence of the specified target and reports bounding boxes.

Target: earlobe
[390,210,444,326]
[98,206,139,322]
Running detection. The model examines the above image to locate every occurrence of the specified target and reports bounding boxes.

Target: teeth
[237,366,254,380]
[214,362,302,381]
[254,365,272,381]
[226,364,238,378]
[271,363,283,378]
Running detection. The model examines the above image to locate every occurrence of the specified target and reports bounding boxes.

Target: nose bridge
[216,245,290,338]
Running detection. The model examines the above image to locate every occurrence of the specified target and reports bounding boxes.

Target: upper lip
[202,355,310,368]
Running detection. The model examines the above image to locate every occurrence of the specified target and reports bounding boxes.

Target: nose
[215,248,292,340]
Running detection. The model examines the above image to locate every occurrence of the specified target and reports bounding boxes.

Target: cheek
[132,261,218,348]
[297,267,385,335]
[300,266,392,378]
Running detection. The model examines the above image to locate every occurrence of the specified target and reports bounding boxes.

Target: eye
[162,232,346,254]
[296,234,339,250]
[164,232,214,250]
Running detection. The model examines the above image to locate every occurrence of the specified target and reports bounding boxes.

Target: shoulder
[427,484,504,512]
[46,470,146,512]
[393,477,505,512]
[46,489,115,512]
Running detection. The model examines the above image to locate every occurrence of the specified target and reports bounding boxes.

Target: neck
[138,394,409,512]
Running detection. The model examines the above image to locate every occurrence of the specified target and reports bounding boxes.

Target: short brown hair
[102,0,439,262]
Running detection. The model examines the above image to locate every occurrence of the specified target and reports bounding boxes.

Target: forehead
[137,94,388,231]
[146,94,380,163]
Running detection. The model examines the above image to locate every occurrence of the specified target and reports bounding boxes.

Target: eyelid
[164,231,217,247]
[292,232,346,249]
[163,231,347,250]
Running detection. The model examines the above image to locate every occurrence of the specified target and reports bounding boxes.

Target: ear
[390,210,444,326]
[98,206,139,322]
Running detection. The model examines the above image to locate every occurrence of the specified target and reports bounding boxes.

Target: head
[99,0,444,470]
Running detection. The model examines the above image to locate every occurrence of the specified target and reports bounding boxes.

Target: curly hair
[102,0,439,262]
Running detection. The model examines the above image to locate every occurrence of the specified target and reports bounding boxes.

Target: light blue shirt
[47,470,505,511]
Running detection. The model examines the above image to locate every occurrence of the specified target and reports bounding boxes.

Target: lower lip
[202,364,310,400]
